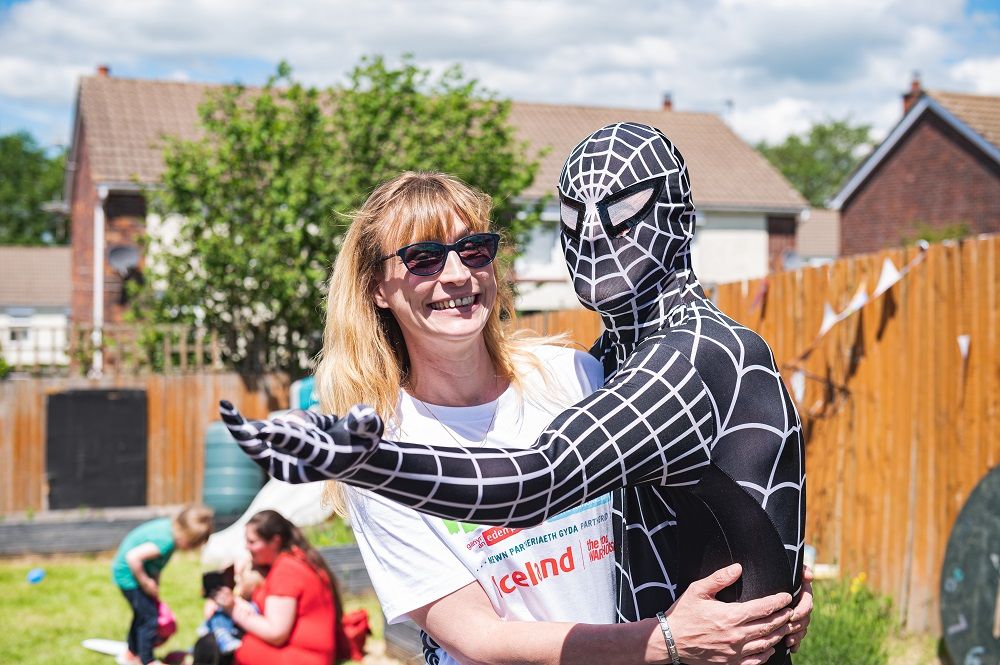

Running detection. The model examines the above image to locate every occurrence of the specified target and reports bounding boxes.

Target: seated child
[198,562,264,654]
[112,505,214,665]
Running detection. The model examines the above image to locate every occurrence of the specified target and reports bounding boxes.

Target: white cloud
[950,57,1000,93]
[729,97,816,145]
[0,0,996,147]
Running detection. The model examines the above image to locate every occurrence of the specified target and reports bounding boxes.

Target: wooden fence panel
[0,372,288,513]
[515,308,602,350]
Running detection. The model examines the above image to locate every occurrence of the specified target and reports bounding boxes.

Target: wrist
[655,612,681,665]
[640,618,669,665]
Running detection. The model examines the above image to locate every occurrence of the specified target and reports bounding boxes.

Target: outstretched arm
[224,343,715,527]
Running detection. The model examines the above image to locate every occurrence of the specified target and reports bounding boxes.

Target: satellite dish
[108,245,140,278]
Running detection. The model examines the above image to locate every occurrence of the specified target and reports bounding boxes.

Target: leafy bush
[0,349,9,379]
[795,573,896,665]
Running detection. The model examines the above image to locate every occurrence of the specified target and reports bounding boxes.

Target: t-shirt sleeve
[347,488,475,624]
[265,556,307,599]
[148,519,176,571]
[572,348,605,395]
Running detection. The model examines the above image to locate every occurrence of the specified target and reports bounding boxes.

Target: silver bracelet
[656,611,682,665]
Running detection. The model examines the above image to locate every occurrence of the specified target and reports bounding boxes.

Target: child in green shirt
[111,505,214,665]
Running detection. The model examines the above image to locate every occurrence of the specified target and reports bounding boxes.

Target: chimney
[662,92,673,112]
[902,71,922,115]
[97,64,110,77]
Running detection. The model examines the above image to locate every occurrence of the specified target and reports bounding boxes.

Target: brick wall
[68,122,148,325]
[841,112,1000,255]
[69,121,96,325]
[767,215,796,269]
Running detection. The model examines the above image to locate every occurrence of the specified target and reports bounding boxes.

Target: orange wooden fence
[514,235,1000,633]
[0,373,288,513]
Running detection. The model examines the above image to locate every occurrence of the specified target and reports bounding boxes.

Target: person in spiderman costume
[223,122,807,663]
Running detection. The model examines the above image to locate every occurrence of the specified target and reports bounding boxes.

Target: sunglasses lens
[457,235,498,268]
[400,244,447,276]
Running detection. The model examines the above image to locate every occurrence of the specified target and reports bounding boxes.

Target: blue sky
[0,0,998,150]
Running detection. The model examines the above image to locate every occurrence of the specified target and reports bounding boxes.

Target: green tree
[0,132,67,245]
[134,57,541,374]
[756,119,874,207]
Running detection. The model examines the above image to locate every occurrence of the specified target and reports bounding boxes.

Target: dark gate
[46,389,148,508]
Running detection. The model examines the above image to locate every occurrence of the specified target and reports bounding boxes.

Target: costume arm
[223,344,715,527]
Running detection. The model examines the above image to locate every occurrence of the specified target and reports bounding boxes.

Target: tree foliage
[134,57,541,375]
[0,132,67,245]
[756,119,874,207]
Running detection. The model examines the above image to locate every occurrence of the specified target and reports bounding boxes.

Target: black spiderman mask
[558,122,695,318]
[221,122,805,664]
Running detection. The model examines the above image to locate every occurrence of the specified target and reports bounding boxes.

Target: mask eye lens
[598,177,664,238]
[560,196,584,239]
[606,187,656,229]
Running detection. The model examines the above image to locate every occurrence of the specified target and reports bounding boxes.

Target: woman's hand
[218,401,384,483]
[231,598,258,626]
[662,564,794,665]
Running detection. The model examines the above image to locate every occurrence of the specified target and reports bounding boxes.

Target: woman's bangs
[380,195,488,254]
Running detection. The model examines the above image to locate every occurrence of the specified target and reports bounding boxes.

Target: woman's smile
[428,294,479,312]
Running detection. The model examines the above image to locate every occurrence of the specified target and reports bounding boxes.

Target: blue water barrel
[202,421,264,515]
[290,376,319,410]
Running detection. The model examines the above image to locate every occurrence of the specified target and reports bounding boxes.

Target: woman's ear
[373,281,390,309]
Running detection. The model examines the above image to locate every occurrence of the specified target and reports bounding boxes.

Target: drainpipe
[91,185,108,377]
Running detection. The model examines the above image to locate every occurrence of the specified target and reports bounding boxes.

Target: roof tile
[77,76,806,211]
[0,247,71,307]
[927,89,1000,150]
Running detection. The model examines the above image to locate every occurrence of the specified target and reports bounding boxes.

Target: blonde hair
[315,171,563,512]
[172,504,214,548]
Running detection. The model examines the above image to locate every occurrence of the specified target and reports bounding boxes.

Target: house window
[9,327,29,343]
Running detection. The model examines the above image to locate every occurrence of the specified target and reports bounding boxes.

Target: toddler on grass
[112,505,214,665]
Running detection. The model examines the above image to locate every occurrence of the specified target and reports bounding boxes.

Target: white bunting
[790,370,806,403]
[957,334,971,361]
[873,258,902,297]
[841,282,869,318]
[819,303,838,336]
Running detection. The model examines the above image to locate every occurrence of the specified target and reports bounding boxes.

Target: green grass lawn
[0,549,383,665]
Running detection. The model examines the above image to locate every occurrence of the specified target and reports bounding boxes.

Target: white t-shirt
[347,346,616,662]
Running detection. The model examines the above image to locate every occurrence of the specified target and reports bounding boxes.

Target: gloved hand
[218,400,384,483]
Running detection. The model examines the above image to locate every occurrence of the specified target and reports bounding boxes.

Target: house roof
[929,89,1000,150]
[508,102,806,210]
[74,75,806,212]
[0,246,71,308]
[831,88,1000,209]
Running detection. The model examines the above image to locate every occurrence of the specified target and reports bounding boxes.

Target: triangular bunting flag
[819,302,838,336]
[873,258,901,297]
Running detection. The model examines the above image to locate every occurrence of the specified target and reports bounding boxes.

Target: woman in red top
[220,510,345,665]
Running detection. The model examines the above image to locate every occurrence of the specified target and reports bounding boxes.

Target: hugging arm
[224,344,716,527]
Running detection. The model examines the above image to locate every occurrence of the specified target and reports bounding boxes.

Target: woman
[211,510,344,665]
[225,171,803,664]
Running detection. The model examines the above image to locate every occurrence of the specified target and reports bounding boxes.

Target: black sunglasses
[381,233,501,277]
